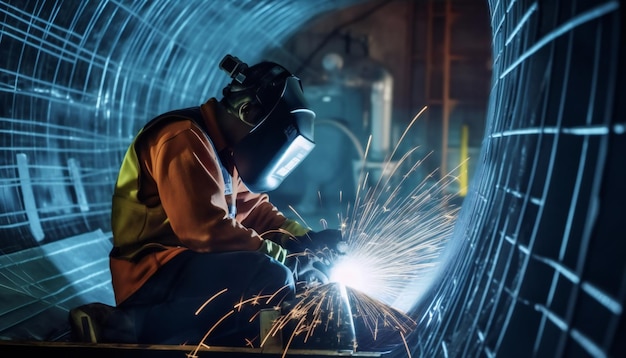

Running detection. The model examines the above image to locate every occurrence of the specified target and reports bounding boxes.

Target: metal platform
[0,341,382,358]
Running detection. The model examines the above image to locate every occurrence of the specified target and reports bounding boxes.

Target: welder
[70,55,344,346]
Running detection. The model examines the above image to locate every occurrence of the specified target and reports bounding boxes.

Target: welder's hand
[284,229,346,255]
[257,239,288,264]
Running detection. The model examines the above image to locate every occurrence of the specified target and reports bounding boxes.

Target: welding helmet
[219,54,315,192]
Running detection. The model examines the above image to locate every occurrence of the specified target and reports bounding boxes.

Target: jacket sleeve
[235,178,313,245]
[234,178,288,241]
[147,121,263,252]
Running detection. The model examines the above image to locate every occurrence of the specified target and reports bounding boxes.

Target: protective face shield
[219,55,316,192]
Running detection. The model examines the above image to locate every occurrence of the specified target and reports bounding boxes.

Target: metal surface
[0,341,382,357]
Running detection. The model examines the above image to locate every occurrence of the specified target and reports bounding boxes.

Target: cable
[295,0,394,75]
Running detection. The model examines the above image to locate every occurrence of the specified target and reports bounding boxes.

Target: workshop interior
[0,0,624,357]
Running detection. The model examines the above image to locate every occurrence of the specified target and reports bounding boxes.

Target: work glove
[277,221,347,287]
[283,229,346,255]
[286,253,332,287]
[257,239,288,264]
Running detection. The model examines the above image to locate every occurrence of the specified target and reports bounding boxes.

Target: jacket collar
[200,98,236,175]
[200,98,228,153]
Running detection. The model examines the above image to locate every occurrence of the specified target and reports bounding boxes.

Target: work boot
[68,302,136,343]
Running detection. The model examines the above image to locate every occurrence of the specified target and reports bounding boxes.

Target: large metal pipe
[320,52,394,161]
[369,67,393,161]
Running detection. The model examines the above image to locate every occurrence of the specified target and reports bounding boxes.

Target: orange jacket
[109,99,305,305]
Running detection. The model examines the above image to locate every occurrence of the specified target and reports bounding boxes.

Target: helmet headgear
[218,54,316,192]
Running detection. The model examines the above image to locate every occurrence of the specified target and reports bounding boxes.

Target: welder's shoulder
[134,118,212,163]
[139,117,204,145]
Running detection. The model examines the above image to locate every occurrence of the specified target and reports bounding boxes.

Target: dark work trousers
[113,250,296,346]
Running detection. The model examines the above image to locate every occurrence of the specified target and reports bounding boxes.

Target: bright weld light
[329,256,371,293]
